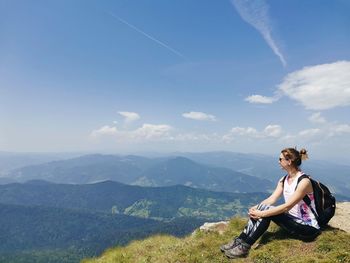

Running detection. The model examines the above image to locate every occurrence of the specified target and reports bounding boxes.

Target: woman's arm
[249,179,283,212]
[250,178,312,219]
[259,179,284,206]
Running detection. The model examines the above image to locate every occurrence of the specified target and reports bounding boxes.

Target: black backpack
[283,174,336,228]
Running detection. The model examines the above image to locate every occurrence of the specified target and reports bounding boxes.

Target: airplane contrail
[231,0,287,67]
[107,12,187,60]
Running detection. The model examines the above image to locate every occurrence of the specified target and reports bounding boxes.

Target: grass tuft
[82,217,350,263]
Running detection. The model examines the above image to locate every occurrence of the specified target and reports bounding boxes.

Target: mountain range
[7,154,275,193]
[178,151,350,195]
[0,151,81,176]
[0,151,349,262]
[3,152,349,196]
[0,202,205,263]
[0,180,268,262]
[0,180,269,220]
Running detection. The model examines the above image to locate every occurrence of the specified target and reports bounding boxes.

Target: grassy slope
[82,218,350,263]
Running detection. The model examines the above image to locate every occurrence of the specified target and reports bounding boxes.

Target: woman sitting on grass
[220,147,321,259]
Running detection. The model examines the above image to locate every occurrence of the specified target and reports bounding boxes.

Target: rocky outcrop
[328,202,350,233]
[197,202,350,235]
[196,221,229,235]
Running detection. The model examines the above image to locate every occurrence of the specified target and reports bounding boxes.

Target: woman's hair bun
[299,148,309,161]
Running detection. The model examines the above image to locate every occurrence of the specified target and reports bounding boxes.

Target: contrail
[107,12,187,60]
[231,0,287,67]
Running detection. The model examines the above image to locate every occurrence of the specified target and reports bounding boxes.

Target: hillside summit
[328,202,350,233]
[83,202,350,263]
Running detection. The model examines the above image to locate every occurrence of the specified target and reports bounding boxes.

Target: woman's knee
[257,203,271,211]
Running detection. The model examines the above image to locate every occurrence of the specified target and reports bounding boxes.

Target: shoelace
[237,242,249,251]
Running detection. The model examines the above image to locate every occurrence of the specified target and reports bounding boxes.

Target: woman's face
[279,153,290,170]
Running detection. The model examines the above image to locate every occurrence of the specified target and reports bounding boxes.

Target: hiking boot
[224,240,251,259]
[220,237,242,252]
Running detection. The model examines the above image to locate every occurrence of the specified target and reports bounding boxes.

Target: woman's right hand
[249,204,258,214]
[248,208,263,220]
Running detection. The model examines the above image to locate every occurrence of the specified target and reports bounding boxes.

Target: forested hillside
[0,180,270,262]
[0,203,205,263]
[0,180,268,220]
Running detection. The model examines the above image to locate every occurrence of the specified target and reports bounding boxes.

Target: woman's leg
[238,203,272,246]
[271,214,321,240]
[237,204,320,245]
[224,203,272,258]
[223,204,320,258]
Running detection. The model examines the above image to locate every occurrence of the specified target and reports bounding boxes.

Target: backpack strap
[296,175,312,205]
[281,175,288,187]
[295,174,318,219]
[282,174,308,189]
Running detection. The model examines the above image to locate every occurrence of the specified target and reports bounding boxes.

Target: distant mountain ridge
[0,180,269,220]
[9,154,155,184]
[3,152,350,196]
[0,179,269,262]
[168,151,350,197]
[0,202,206,262]
[139,157,273,192]
[0,152,82,175]
[8,154,274,193]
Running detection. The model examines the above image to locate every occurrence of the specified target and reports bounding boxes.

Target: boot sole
[225,253,248,259]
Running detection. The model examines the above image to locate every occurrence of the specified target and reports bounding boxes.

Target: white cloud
[279,129,323,146]
[230,127,259,137]
[173,133,218,142]
[182,111,216,121]
[309,112,326,124]
[118,111,140,123]
[245,94,278,104]
[231,0,286,67]
[329,124,350,136]
[279,61,350,110]
[263,125,282,137]
[89,119,349,152]
[90,125,118,137]
[90,123,172,142]
[280,122,350,145]
[133,124,172,140]
[224,124,282,141]
[298,128,322,138]
[245,61,350,110]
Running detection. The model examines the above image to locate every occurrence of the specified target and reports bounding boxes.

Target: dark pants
[239,203,321,246]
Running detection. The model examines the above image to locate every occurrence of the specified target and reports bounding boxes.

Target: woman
[220,148,321,259]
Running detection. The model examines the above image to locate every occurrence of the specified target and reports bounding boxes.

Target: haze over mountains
[0,151,349,262]
[2,152,349,197]
[0,201,206,262]
[0,180,268,220]
[6,154,274,193]
[0,151,82,175]
[179,152,350,197]
[0,179,267,262]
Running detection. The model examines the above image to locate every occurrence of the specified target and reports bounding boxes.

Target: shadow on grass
[258,228,291,245]
[257,225,334,246]
[320,225,345,233]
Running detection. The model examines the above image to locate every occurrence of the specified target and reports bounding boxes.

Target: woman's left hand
[248,208,263,220]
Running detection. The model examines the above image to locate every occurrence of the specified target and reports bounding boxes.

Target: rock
[194,202,350,238]
[198,221,229,235]
[328,202,350,233]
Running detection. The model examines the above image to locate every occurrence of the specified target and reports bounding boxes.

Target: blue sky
[1,0,350,161]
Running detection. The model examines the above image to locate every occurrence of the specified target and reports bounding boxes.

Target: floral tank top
[283,172,320,229]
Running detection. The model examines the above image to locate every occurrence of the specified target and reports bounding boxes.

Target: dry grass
[82,217,350,263]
